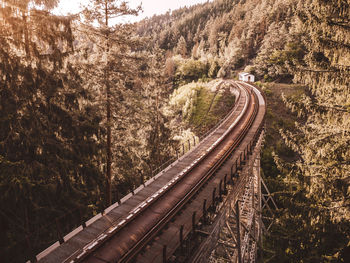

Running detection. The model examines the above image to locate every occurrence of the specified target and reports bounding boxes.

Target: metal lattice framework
[186,132,277,263]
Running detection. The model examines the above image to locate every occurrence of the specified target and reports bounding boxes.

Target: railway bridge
[34,80,274,263]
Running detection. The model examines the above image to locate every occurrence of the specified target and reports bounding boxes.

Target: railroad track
[38,80,265,263]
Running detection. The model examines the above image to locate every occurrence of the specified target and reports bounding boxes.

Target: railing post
[141,173,145,186]
[193,136,196,146]
[79,208,86,228]
[100,205,105,215]
[219,180,223,201]
[182,143,185,155]
[192,212,196,234]
[116,188,121,205]
[211,188,216,210]
[188,140,191,151]
[56,218,64,245]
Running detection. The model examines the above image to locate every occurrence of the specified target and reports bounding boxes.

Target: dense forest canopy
[0,0,177,261]
[137,0,297,81]
[0,0,349,262]
[0,0,105,260]
[274,0,350,261]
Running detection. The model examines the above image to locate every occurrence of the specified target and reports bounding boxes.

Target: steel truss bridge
[32,80,276,263]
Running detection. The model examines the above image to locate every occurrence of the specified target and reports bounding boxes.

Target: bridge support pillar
[203,200,208,224]
[187,132,269,263]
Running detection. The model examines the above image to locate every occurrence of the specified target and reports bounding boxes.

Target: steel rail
[76,83,261,263]
[69,82,248,263]
[119,89,258,263]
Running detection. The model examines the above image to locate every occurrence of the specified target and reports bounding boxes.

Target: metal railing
[150,81,240,179]
[19,82,241,263]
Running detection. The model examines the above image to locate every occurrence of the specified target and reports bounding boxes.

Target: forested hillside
[269,1,350,261]
[137,0,350,261]
[137,0,298,81]
[0,0,176,260]
[0,1,236,261]
[1,0,349,262]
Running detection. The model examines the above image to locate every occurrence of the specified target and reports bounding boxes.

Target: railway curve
[38,80,266,263]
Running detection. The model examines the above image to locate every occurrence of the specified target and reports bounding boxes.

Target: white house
[238,72,255,82]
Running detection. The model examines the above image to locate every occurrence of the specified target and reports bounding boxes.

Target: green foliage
[167,81,235,137]
[261,83,301,180]
[139,49,178,179]
[271,42,305,65]
[175,36,188,57]
[80,0,142,206]
[260,0,350,256]
[174,58,209,86]
[208,59,220,78]
[188,87,216,128]
[168,82,203,119]
[0,1,104,261]
[256,82,350,262]
[137,0,298,79]
[254,20,305,81]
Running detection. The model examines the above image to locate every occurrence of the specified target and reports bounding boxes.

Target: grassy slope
[167,80,235,148]
[189,86,236,136]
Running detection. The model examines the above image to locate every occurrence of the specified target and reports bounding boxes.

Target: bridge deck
[38,81,250,263]
[137,81,266,262]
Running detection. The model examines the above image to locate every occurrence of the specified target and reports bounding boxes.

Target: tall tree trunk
[156,92,160,165]
[105,0,112,207]
[22,12,30,57]
[106,79,112,207]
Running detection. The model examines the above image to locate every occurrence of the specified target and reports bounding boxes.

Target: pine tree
[208,19,219,55]
[291,0,350,223]
[0,0,103,260]
[268,0,350,261]
[143,49,177,175]
[81,0,141,206]
[176,36,188,57]
[165,57,176,81]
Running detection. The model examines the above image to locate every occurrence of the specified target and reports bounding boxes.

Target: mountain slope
[137,0,297,80]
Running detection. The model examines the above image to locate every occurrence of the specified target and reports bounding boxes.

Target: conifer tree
[176,36,188,57]
[143,49,177,174]
[81,0,141,206]
[0,0,103,260]
[268,0,350,261]
[291,0,350,223]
